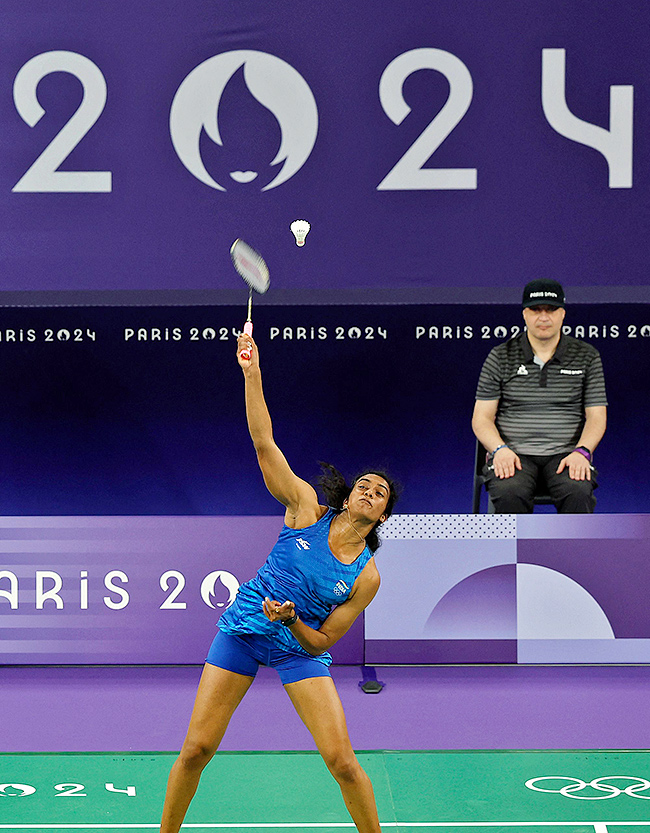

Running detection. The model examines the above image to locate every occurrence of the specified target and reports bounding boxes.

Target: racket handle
[240,321,253,361]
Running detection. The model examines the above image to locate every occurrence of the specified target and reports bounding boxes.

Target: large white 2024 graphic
[11,48,633,193]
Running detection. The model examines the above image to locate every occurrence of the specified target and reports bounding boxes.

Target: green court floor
[1,750,649,832]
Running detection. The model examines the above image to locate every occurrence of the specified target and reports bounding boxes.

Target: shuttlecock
[290,219,310,247]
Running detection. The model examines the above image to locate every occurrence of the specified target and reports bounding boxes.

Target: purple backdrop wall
[0,515,361,665]
[1,1,649,668]
[3,514,648,666]
[1,0,648,303]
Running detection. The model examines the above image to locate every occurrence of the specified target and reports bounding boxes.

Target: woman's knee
[322,749,364,784]
[177,738,217,771]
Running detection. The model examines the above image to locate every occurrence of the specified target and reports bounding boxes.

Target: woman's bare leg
[284,675,381,833]
[160,664,255,833]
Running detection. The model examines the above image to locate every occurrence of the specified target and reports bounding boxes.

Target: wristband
[281,612,298,627]
[489,443,509,460]
[573,446,592,462]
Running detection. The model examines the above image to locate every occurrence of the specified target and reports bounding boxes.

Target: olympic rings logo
[526,776,650,800]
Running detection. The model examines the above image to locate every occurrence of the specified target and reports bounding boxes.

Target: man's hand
[262,597,296,623]
[556,451,592,481]
[492,446,522,479]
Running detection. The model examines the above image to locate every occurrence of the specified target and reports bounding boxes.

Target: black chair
[472,439,553,513]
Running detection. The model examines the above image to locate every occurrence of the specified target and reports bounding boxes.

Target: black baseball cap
[522,279,565,309]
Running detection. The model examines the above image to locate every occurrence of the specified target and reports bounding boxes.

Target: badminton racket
[230,239,270,361]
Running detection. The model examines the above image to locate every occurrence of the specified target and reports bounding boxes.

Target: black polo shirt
[475,333,607,456]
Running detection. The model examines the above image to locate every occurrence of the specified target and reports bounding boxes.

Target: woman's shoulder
[349,556,380,605]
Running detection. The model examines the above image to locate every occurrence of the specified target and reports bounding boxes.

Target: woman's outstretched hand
[263,596,296,623]
[237,332,258,370]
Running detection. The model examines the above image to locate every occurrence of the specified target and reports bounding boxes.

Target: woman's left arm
[262,560,380,656]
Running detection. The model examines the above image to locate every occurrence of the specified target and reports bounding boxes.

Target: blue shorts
[206,630,332,685]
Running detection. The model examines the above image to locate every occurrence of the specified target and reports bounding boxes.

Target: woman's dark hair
[316,462,401,553]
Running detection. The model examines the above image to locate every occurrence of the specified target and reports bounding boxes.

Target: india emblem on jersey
[333,580,349,596]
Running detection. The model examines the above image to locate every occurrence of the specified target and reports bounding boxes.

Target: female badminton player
[159,332,399,833]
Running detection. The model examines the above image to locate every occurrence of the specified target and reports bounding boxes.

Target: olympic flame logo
[200,570,239,609]
[170,50,318,191]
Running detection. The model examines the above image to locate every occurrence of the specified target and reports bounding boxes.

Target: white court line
[1,823,650,830]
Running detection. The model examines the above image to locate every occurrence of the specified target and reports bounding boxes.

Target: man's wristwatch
[281,612,298,627]
[573,446,592,461]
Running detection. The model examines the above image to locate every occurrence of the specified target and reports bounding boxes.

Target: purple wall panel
[0,515,362,665]
[0,0,648,302]
[3,513,649,666]
[367,513,650,665]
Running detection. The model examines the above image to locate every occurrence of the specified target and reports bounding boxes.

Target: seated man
[472,279,607,513]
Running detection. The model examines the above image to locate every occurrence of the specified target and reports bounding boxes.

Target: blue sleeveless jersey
[218,509,373,665]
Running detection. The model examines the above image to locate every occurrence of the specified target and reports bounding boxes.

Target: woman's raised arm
[237,333,322,527]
